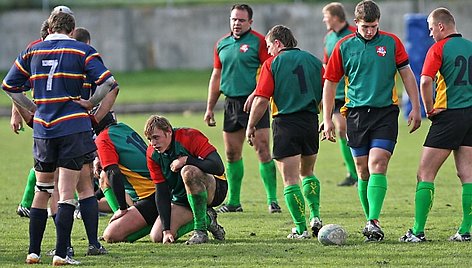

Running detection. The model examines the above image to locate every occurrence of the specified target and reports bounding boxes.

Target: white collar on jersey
[44,33,74,41]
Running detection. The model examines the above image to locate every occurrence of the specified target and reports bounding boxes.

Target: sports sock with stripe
[284,184,306,234]
[302,175,320,220]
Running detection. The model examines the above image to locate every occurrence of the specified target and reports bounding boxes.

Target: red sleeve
[421,41,445,78]
[324,39,346,82]
[255,58,275,99]
[383,31,409,66]
[321,65,326,88]
[323,47,329,65]
[146,145,165,184]
[213,43,222,69]
[95,129,119,169]
[176,129,216,159]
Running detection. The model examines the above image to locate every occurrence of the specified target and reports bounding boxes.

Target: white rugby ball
[317,224,347,246]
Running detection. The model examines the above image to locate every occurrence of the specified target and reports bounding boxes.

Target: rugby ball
[317,224,347,246]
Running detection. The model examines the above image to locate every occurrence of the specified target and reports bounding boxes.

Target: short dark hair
[48,12,75,34]
[266,25,297,48]
[73,27,91,43]
[355,0,380,22]
[232,4,253,20]
[40,20,49,40]
[323,2,347,22]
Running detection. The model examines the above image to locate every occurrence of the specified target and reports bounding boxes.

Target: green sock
[20,168,36,208]
[339,138,358,179]
[259,160,278,205]
[103,187,120,212]
[358,179,369,220]
[284,184,306,234]
[459,183,472,234]
[302,176,320,220]
[412,181,435,235]
[126,225,152,243]
[226,159,244,206]
[187,191,208,231]
[367,174,387,220]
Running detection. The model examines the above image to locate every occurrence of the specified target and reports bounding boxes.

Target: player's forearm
[105,164,128,210]
[206,70,221,111]
[6,92,36,112]
[155,182,172,231]
[248,96,269,129]
[186,151,224,176]
[400,67,421,111]
[89,76,117,107]
[322,80,337,121]
[420,75,434,112]
[93,87,119,122]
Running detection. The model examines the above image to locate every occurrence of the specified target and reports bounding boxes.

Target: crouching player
[144,115,227,244]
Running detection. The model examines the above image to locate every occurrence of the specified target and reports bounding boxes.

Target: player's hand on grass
[204,111,216,127]
[162,230,175,244]
[109,209,127,223]
[320,119,336,142]
[408,108,422,133]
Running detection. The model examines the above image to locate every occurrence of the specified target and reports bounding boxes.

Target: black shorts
[134,193,159,225]
[33,131,96,171]
[346,105,399,149]
[424,107,472,150]
[333,99,345,114]
[84,151,97,164]
[209,177,228,208]
[272,111,319,159]
[223,96,270,132]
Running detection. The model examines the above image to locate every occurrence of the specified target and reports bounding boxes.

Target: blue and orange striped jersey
[2,33,112,138]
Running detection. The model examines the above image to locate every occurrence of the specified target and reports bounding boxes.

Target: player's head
[230,4,253,38]
[48,11,75,35]
[322,2,347,31]
[73,27,91,44]
[93,111,117,135]
[427,7,456,42]
[51,5,74,16]
[144,115,173,153]
[40,19,49,40]
[354,0,380,40]
[265,25,297,56]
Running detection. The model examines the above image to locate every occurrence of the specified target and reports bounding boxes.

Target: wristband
[426,108,435,116]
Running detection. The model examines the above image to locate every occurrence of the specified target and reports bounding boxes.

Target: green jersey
[213,29,270,97]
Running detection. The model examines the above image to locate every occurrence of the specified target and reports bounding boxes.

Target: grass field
[0,111,471,267]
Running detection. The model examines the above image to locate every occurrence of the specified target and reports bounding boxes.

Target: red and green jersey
[323,24,356,100]
[422,33,472,109]
[214,29,270,97]
[255,48,324,116]
[95,122,154,202]
[325,31,409,109]
[147,128,217,204]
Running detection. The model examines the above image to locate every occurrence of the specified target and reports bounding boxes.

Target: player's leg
[253,127,279,213]
[18,168,36,217]
[26,164,55,264]
[453,146,472,239]
[333,111,357,186]
[366,147,392,222]
[102,206,149,242]
[150,204,193,243]
[300,154,321,236]
[276,155,308,238]
[220,129,245,212]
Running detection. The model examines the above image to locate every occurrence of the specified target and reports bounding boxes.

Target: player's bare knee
[181,166,204,185]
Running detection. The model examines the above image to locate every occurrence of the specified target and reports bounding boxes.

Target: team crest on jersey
[240,44,249,53]
[376,46,387,57]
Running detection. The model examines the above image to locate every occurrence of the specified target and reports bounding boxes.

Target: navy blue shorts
[33,131,96,171]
